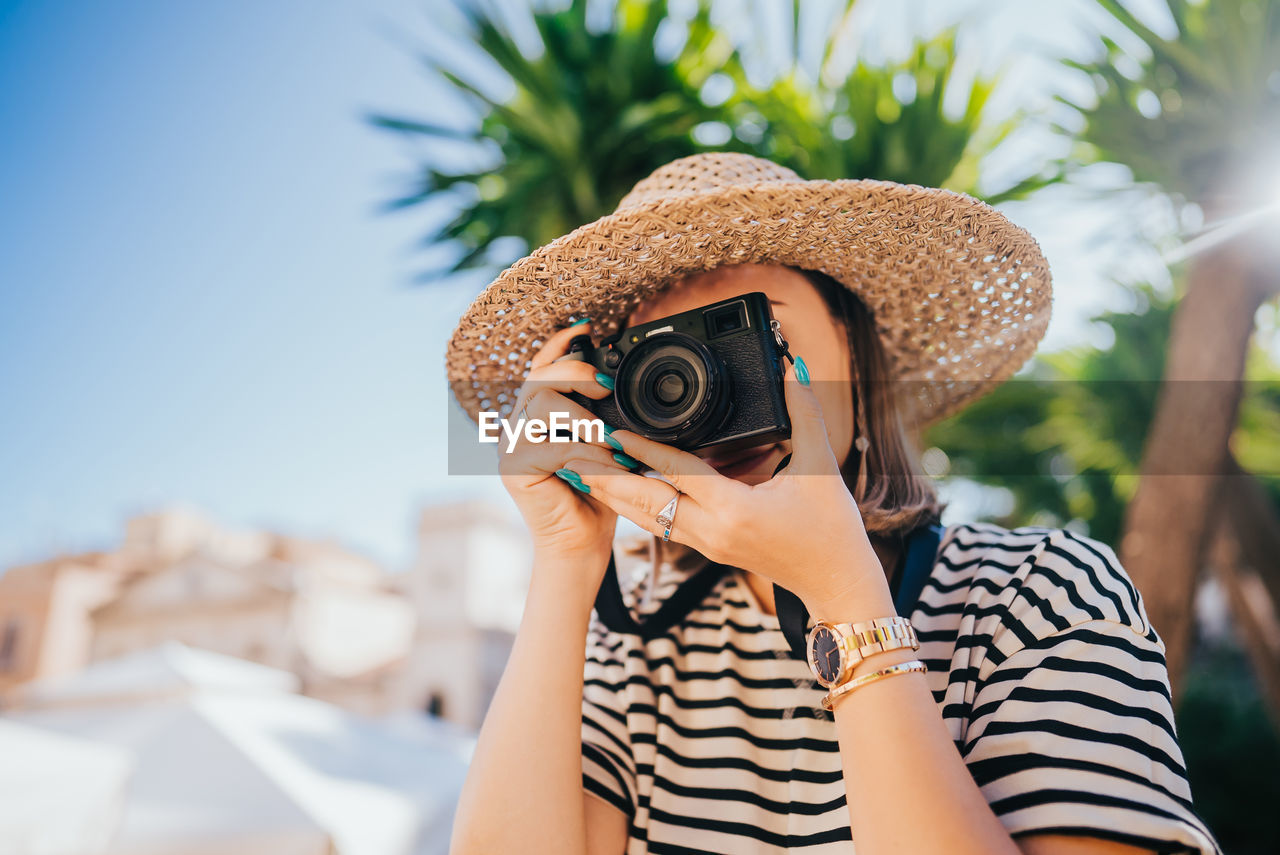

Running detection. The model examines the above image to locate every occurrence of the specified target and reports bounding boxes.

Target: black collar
[591,524,944,660]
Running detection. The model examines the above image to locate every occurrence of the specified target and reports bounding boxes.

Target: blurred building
[89,518,417,715]
[382,501,531,729]
[0,502,536,731]
[0,551,132,693]
[0,507,266,694]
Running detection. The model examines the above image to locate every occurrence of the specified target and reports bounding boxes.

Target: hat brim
[446,176,1052,427]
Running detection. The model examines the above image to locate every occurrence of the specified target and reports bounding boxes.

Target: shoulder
[934,521,1156,648]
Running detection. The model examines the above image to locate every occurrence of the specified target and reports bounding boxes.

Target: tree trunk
[1209,507,1280,732]
[1220,455,1280,612]
[1214,454,1280,728]
[1118,246,1271,699]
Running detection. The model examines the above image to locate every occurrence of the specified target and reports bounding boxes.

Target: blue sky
[0,0,1171,572]
[0,0,495,570]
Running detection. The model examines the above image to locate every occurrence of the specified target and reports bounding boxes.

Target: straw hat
[446,152,1052,426]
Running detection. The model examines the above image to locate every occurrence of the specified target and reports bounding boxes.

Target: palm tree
[371,0,1054,282]
[721,26,1052,201]
[370,0,741,280]
[1058,0,1280,691]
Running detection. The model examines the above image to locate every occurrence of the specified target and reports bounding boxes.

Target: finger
[606,430,729,502]
[782,357,839,474]
[529,319,592,370]
[518,360,613,404]
[522,389,606,433]
[563,458,712,550]
[501,390,615,455]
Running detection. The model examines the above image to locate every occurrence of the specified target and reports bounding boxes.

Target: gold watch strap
[822,659,927,712]
[837,616,919,665]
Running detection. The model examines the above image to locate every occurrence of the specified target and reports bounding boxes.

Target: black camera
[559,292,792,454]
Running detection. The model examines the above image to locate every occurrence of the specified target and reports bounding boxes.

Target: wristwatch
[805,616,919,688]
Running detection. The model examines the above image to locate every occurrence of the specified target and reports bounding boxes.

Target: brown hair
[790,266,945,540]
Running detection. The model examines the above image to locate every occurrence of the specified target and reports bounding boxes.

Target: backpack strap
[891,523,945,617]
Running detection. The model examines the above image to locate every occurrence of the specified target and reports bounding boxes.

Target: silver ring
[655,492,680,543]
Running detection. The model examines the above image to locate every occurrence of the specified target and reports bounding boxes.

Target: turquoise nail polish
[613,452,641,469]
[795,356,810,386]
[604,432,624,451]
[568,479,590,494]
[595,372,615,391]
[555,468,582,483]
[570,317,590,327]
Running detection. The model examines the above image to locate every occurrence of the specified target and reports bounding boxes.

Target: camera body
[561,292,792,454]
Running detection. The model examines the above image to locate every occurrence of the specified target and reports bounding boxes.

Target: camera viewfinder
[705,301,749,339]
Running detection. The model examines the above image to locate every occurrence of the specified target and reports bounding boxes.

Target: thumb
[783,356,839,474]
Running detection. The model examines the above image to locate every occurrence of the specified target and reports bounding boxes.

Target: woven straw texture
[446,152,1052,426]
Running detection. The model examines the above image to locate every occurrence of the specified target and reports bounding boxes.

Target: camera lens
[654,372,686,404]
[614,333,731,448]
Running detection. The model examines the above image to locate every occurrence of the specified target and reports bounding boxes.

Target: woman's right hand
[499,321,630,579]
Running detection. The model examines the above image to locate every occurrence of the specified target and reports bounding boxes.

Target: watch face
[810,626,842,685]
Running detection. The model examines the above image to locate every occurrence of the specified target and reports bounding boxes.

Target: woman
[445,154,1220,855]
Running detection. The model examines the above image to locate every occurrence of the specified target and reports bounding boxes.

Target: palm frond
[1063,0,1280,206]
[372,1,1056,283]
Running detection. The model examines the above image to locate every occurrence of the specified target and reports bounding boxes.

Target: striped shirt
[580,521,1221,854]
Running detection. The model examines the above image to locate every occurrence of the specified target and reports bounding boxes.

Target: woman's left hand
[558,359,887,613]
